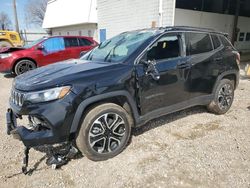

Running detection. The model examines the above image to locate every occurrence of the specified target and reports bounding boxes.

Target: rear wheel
[14,59,36,75]
[207,79,234,114]
[76,103,133,161]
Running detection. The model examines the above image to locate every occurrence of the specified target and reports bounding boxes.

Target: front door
[34,37,66,66]
[136,33,191,115]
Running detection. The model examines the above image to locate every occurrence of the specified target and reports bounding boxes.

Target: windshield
[81,31,155,63]
[23,37,46,49]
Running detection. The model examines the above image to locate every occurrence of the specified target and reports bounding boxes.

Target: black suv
[7,27,240,164]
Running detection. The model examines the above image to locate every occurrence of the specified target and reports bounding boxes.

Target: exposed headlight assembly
[25,86,71,103]
[0,53,12,59]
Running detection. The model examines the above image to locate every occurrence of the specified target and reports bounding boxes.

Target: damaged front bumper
[6,108,61,147]
[6,108,79,173]
[6,89,81,172]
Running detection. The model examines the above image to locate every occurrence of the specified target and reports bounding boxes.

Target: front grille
[11,89,25,106]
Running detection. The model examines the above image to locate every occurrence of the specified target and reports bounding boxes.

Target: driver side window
[42,37,65,54]
[147,34,181,61]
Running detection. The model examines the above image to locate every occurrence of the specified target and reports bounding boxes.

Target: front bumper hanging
[6,108,79,174]
[6,108,60,147]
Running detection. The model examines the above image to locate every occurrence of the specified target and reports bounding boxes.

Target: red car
[0,36,98,75]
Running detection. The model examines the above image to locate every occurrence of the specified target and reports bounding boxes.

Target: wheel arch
[212,70,239,94]
[70,91,140,136]
[12,58,37,73]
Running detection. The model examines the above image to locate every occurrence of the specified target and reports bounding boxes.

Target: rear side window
[211,34,221,49]
[185,33,213,55]
[219,36,232,47]
[78,38,92,46]
[64,38,79,47]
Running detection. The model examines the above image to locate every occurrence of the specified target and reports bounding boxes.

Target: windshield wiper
[103,38,126,62]
[103,48,115,62]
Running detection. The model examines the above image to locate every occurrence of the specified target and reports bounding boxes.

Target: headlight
[25,86,71,103]
[0,53,12,59]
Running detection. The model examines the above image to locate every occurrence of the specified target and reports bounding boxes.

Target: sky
[0,0,44,32]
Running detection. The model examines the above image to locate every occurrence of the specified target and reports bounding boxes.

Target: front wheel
[76,103,133,161]
[207,79,235,114]
[14,59,36,75]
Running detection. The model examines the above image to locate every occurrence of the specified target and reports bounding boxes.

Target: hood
[14,59,123,91]
[0,47,25,53]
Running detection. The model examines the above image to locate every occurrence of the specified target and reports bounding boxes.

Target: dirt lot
[0,67,249,188]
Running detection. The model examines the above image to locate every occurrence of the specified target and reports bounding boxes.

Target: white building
[43,0,98,39]
[43,0,250,52]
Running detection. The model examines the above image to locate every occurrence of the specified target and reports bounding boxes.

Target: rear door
[184,32,222,98]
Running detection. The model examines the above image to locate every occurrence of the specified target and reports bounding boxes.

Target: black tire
[14,59,36,75]
[207,79,235,114]
[76,103,133,161]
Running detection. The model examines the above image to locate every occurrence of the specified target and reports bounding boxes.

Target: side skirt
[136,94,214,127]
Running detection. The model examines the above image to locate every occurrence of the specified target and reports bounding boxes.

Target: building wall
[236,17,250,51]
[97,0,176,39]
[43,0,97,29]
[51,23,98,41]
[174,8,250,51]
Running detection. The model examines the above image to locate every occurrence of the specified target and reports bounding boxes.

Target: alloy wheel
[88,113,126,154]
[16,60,36,75]
[218,83,233,110]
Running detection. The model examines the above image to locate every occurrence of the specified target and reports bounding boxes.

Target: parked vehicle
[0,30,23,48]
[6,27,240,168]
[0,36,98,75]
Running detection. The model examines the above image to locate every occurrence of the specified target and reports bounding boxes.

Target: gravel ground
[0,66,249,188]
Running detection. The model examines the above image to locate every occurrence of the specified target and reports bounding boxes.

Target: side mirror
[37,44,45,50]
[140,59,160,80]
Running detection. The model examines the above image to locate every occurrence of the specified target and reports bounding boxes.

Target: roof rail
[167,26,215,31]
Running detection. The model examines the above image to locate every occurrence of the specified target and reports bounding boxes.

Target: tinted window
[185,33,213,55]
[246,33,250,41]
[78,38,92,46]
[64,38,79,47]
[219,36,232,47]
[211,34,221,49]
[147,35,180,61]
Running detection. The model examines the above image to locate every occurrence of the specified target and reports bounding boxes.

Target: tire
[76,103,133,161]
[0,41,12,47]
[14,59,36,75]
[207,79,235,115]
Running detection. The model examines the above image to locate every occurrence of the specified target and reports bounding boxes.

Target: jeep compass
[6,27,240,169]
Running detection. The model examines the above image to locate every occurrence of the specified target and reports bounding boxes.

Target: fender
[212,70,239,94]
[70,90,140,133]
